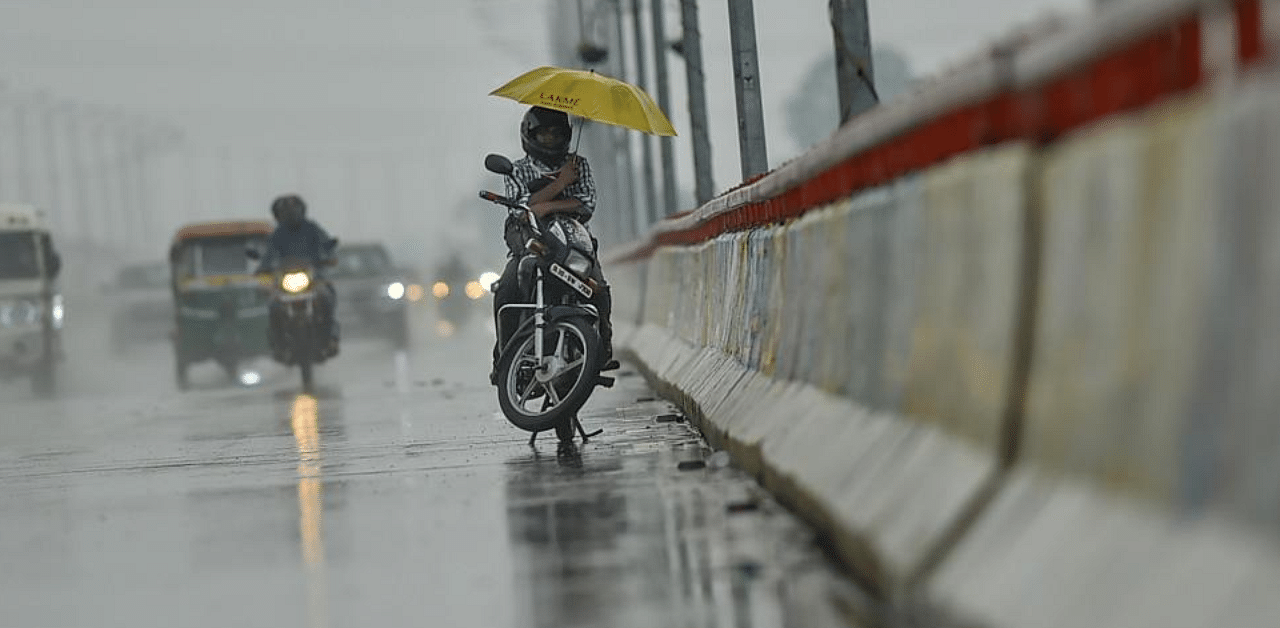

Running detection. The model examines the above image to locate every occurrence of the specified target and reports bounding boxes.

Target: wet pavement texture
[0,310,854,628]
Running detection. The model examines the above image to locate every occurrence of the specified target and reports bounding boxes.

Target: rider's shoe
[600,342,618,372]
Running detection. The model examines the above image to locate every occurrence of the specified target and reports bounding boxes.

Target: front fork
[532,269,545,362]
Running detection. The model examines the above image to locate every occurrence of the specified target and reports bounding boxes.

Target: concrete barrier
[1019,96,1215,505]
[617,145,1038,597]
[1183,75,1280,529]
[902,145,1033,450]
[604,2,1280,623]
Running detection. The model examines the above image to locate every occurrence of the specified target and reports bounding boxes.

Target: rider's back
[261,220,332,271]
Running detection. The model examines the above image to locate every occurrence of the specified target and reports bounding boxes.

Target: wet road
[0,307,852,628]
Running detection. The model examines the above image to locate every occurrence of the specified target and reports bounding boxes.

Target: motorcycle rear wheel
[496,316,601,433]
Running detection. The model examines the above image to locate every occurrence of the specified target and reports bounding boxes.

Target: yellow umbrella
[490,66,677,137]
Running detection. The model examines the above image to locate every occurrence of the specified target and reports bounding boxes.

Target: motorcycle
[482,153,613,444]
[249,244,339,392]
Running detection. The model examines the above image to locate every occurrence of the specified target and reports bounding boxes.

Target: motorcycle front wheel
[496,316,601,433]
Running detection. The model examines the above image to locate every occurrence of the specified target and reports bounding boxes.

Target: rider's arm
[256,233,282,274]
[528,158,574,206]
[505,171,530,206]
[530,157,593,219]
[531,198,585,219]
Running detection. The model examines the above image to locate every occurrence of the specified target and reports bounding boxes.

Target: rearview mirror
[484,153,514,176]
[244,245,261,261]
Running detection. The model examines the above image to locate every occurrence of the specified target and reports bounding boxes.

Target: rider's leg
[594,285,613,361]
[588,266,615,367]
[587,237,616,368]
[490,257,521,382]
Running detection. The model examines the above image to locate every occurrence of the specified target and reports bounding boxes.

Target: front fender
[545,304,597,322]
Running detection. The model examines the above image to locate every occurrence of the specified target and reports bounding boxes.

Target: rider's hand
[556,156,579,185]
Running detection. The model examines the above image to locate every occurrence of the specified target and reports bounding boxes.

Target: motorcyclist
[258,194,339,358]
[490,106,616,384]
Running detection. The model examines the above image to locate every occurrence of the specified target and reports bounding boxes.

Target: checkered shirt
[504,155,596,220]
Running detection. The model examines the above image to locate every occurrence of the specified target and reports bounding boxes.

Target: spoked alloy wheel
[496,317,601,433]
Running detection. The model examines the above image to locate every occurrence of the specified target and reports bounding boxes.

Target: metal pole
[829,0,877,123]
[62,105,92,247]
[0,82,8,199]
[611,0,638,242]
[726,0,768,179]
[650,0,678,217]
[383,153,402,235]
[117,121,143,254]
[131,128,151,247]
[345,153,360,238]
[680,0,714,205]
[37,95,65,235]
[630,0,659,229]
[92,117,122,248]
[14,101,33,202]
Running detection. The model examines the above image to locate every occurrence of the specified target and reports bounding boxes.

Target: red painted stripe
[615,12,1208,263]
[1237,0,1264,65]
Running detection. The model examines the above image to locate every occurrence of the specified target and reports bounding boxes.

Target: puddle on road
[499,405,853,628]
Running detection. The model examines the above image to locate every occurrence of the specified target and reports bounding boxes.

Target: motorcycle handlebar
[479,190,521,209]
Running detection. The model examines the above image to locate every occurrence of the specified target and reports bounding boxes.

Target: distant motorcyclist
[258,194,339,357]
[490,106,616,384]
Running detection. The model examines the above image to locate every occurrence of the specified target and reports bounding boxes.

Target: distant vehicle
[431,252,489,332]
[168,220,273,390]
[329,242,412,347]
[0,204,64,397]
[250,243,339,393]
[108,261,172,353]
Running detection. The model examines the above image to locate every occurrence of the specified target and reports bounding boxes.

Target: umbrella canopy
[490,66,677,137]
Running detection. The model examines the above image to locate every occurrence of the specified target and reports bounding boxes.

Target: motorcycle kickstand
[574,415,604,443]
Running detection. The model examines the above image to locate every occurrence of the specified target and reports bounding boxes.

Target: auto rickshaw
[168,220,273,390]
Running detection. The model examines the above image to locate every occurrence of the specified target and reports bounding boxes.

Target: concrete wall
[610,73,1280,625]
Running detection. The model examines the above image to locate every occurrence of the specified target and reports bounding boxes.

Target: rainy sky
[0,0,1087,266]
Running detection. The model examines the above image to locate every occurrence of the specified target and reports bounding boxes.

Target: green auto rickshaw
[169,220,274,390]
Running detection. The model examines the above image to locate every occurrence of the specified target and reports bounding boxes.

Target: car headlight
[51,294,64,329]
[281,272,311,293]
[564,250,592,276]
[432,281,450,299]
[386,282,405,300]
[478,271,500,292]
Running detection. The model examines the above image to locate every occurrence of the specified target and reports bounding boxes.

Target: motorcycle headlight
[386,282,405,300]
[281,272,312,293]
[564,250,592,276]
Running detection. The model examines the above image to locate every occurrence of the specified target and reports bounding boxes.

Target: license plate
[549,264,592,298]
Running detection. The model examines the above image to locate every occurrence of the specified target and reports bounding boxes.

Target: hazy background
[0,0,1087,285]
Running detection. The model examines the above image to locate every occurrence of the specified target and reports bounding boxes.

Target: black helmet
[520,106,572,167]
[271,194,306,228]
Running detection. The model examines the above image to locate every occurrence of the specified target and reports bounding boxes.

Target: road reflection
[503,439,774,628]
[291,393,328,628]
